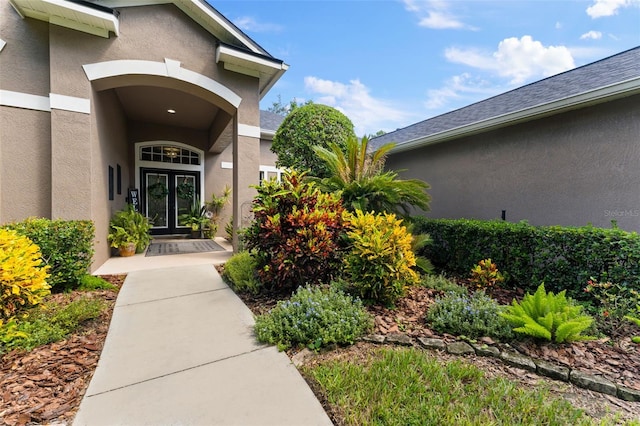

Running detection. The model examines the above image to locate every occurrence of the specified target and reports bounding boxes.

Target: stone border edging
[361,333,640,402]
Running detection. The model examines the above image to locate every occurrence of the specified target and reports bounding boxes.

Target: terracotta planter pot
[118,242,136,257]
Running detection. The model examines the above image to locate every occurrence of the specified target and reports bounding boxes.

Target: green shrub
[254,285,373,351]
[470,258,505,290]
[0,228,50,321]
[271,103,355,178]
[584,278,640,337]
[412,217,640,299]
[244,170,347,291]
[420,274,467,295]
[78,274,118,291]
[342,210,420,306]
[0,296,105,353]
[501,284,594,343]
[4,218,94,292]
[222,251,260,294]
[426,291,513,340]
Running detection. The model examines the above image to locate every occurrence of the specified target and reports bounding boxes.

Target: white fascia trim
[216,45,285,72]
[238,124,260,138]
[82,59,241,108]
[392,77,640,154]
[50,93,90,114]
[0,39,6,52]
[0,90,50,112]
[221,161,284,174]
[261,129,275,140]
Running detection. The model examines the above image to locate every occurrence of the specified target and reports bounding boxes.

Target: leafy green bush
[426,291,513,340]
[412,217,640,299]
[3,218,94,292]
[222,251,261,294]
[420,274,468,295]
[342,210,420,306]
[501,284,594,343]
[244,171,347,291]
[584,278,640,337]
[254,285,373,351]
[271,103,355,178]
[0,228,50,321]
[78,274,118,291]
[0,296,105,353]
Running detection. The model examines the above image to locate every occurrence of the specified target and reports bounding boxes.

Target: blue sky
[212,0,640,136]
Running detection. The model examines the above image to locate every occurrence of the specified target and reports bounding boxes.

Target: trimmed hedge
[412,217,640,299]
[3,218,95,292]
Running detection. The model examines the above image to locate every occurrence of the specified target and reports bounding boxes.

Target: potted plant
[108,225,137,257]
[179,197,208,238]
[109,205,152,255]
[205,186,231,239]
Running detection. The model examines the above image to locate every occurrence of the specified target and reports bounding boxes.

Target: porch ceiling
[114,86,219,130]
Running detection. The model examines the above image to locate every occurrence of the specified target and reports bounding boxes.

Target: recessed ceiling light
[167,109,176,114]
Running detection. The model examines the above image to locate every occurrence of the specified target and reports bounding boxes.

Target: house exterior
[371,47,640,233]
[0,0,289,269]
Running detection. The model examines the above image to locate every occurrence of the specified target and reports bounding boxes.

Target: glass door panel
[146,173,169,229]
[175,174,196,228]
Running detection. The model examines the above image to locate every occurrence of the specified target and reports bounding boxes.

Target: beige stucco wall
[386,95,640,233]
[1,2,266,268]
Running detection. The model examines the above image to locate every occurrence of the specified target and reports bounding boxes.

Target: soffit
[114,86,219,130]
[9,0,119,38]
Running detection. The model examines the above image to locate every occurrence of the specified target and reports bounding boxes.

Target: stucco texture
[386,95,640,233]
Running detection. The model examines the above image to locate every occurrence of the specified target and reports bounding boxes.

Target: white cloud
[586,0,638,18]
[304,76,418,135]
[424,73,498,110]
[402,0,469,30]
[580,30,603,39]
[445,36,575,85]
[555,21,562,29]
[233,16,282,33]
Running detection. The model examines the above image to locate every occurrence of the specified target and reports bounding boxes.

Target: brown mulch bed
[0,275,125,426]
[237,281,640,423]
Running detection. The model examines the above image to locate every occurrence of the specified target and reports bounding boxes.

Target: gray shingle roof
[260,110,285,133]
[371,46,640,150]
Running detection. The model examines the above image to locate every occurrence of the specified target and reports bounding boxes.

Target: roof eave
[391,77,640,154]
[9,0,119,38]
[216,44,289,100]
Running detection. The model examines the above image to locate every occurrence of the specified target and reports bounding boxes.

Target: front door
[142,168,200,235]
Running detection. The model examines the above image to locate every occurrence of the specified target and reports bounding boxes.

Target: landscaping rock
[417,337,446,351]
[362,334,386,344]
[569,370,617,396]
[535,360,570,381]
[500,351,536,372]
[385,332,413,346]
[446,341,475,355]
[617,386,640,402]
[470,343,500,358]
[291,348,313,367]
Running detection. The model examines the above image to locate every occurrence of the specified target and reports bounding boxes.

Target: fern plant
[501,283,594,343]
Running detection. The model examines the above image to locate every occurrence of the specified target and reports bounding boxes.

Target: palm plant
[312,136,431,216]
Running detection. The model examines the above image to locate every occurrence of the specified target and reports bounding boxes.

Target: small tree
[271,104,355,178]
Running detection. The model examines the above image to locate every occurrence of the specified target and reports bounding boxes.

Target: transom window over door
[140,145,201,165]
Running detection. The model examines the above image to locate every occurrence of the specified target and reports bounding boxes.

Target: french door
[141,168,200,235]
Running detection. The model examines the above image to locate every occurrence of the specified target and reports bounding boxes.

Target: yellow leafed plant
[0,228,51,320]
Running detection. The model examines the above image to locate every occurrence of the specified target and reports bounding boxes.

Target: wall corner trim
[0,39,6,53]
[238,124,260,138]
[50,93,91,114]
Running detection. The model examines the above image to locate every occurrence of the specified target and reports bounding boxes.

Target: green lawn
[305,346,632,426]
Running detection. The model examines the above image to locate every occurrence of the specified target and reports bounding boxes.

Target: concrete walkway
[74,248,333,425]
